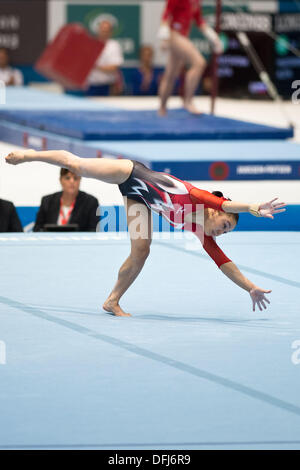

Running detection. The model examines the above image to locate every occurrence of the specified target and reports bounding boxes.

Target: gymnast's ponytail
[212,191,239,224]
[212,191,224,199]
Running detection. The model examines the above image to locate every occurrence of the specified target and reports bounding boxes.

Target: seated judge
[0,198,23,232]
[33,168,100,232]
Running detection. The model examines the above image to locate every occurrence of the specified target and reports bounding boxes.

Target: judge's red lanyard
[59,198,75,225]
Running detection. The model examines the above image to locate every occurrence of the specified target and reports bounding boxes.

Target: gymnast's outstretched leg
[5,149,133,184]
[5,149,153,317]
[103,197,153,317]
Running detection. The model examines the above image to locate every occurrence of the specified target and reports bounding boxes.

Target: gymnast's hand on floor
[258,198,286,219]
[5,149,36,165]
[249,287,271,312]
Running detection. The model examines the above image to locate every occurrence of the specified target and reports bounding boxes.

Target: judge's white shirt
[87,39,124,85]
[57,205,73,225]
[0,66,23,86]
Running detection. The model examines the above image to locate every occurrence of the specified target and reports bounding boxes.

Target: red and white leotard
[162,0,205,37]
[118,161,232,268]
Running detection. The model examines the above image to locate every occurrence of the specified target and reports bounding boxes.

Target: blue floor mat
[0,109,293,141]
[0,232,299,449]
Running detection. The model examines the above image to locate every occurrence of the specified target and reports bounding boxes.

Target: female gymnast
[158,0,224,115]
[5,149,286,317]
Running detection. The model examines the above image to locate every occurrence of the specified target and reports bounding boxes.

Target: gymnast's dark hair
[212,191,239,224]
[60,167,77,177]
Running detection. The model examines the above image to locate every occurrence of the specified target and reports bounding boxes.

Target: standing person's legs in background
[158,30,206,115]
[158,46,183,116]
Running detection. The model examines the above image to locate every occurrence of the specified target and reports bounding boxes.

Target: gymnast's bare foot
[183,102,202,115]
[158,106,167,117]
[103,298,131,317]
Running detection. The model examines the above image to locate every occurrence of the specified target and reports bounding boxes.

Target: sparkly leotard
[119,160,231,268]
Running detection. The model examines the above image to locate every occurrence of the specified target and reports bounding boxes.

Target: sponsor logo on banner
[209,162,230,180]
[67,4,140,61]
[236,164,292,175]
[222,13,272,32]
[275,14,300,33]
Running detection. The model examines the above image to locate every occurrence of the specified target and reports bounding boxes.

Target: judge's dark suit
[33,191,100,232]
[0,199,23,232]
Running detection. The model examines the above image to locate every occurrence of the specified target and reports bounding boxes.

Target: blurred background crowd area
[1,0,300,99]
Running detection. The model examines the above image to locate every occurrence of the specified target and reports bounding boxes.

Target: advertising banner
[67,4,140,62]
[274,13,300,96]
[189,4,299,97]
[0,0,47,65]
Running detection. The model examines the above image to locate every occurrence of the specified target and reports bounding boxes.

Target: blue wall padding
[0,109,293,141]
[16,205,300,232]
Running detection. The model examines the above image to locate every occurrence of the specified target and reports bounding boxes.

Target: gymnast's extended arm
[222,199,286,219]
[220,261,271,312]
[202,235,272,312]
